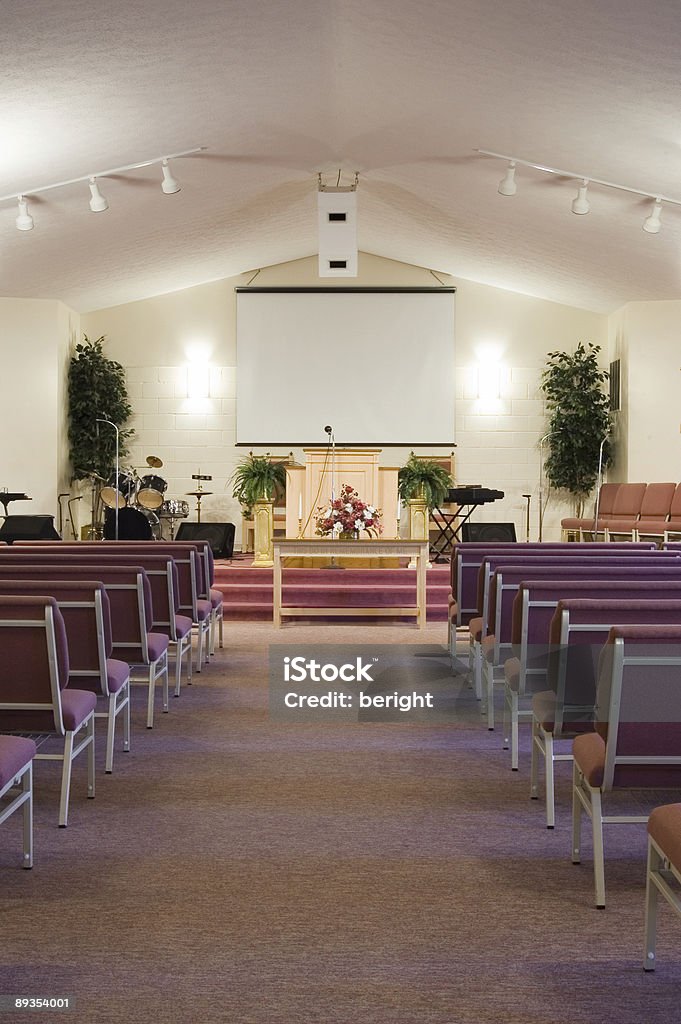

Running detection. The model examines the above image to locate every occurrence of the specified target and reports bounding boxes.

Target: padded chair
[0,562,169,730]
[561,483,620,540]
[644,802,681,971]
[0,596,96,828]
[607,482,676,541]
[531,592,681,827]
[596,481,647,538]
[572,624,681,907]
[0,580,130,774]
[636,483,681,543]
[0,735,36,868]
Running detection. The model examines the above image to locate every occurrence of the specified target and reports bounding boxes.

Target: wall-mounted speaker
[0,515,61,544]
[175,522,235,559]
[461,522,517,543]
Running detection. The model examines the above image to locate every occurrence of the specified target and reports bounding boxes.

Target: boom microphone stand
[538,431,557,542]
[593,436,608,539]
[96,416,119,541]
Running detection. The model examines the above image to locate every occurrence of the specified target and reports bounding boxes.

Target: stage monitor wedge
[461,522,517,543]
[0,515,60,544]
[176,522,235,559]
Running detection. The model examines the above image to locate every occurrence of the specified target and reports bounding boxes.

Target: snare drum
[160,499,189,518]
[137,474,167,510]
[101,470,137,509]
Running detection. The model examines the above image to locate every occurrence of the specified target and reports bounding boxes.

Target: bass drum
[104,506,160,540]
[101,470,137,509]
[137,474,167,510]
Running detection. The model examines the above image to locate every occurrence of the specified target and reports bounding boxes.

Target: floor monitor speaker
[0,515,61,544]
[175,522,235,559]
[461,522,517,543]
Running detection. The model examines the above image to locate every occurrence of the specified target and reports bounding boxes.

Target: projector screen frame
[235,285,457,447]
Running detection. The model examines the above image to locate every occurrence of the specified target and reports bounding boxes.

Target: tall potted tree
[540,342,611,520]
[68,334,134,535]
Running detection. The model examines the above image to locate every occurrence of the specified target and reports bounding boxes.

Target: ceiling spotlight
[498,160,517,196]
[643,197,662,233]
[15,195,34,231]
[160,158,181,195]
[571,179,590,215]
[88,177,109,213]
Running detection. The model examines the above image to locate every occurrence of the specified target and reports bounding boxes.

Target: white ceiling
[2,0,681,314]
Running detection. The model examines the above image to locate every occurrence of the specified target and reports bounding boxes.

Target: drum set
[99,456,189,539]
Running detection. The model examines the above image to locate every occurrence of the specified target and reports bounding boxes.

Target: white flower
[333,521,343,534]
[344,503,353,512]
[363,509,371,519]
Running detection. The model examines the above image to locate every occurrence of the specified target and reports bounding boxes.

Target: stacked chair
[449,536,681,933]
[0,595,96,828]
[561,481,681,543]
[0,537,225,862]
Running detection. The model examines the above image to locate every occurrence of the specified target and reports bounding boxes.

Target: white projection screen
[236,287,456,446]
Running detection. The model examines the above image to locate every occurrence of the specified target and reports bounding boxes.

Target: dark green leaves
[540,342,611,501]
[397,454,452,509]
[230,454,287,505]
[68,334,134,481]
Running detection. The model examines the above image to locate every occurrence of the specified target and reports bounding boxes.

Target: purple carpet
[1,619,679,1023]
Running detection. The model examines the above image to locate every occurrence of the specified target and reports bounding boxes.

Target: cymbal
[78,470,105,482]
[186,490,213,497]
[146,455,163,468]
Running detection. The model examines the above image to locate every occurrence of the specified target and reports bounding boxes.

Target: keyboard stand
[430,503,484,562]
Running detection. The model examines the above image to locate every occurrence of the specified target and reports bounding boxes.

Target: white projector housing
[317,189,357,277]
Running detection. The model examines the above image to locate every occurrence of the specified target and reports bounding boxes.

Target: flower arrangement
[315,483,383,538]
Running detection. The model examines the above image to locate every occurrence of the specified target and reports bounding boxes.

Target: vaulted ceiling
[2,0,680,313]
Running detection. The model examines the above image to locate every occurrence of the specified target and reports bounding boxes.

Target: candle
[298,494,303,519]
[397,498,402,520]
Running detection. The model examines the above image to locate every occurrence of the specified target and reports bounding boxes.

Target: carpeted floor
[1,619,680,1023]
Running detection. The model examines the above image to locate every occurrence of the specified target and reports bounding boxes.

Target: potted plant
[68,334,134,481]
[68,334,134,536]
[540,342,611,518]
[230,454,287,566]
[398,454,453,542]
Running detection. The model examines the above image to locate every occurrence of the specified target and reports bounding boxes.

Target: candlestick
[298,494,303,519]
[297,516,303,539]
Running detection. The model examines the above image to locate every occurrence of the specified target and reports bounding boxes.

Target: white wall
[0,298,79,524]
[608,300,681,485]
[82,253,608,543]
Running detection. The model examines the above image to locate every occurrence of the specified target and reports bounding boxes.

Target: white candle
[298,494,303,519]
[397,498,402,520]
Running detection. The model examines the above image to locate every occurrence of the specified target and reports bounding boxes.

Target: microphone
[324,425,333,435]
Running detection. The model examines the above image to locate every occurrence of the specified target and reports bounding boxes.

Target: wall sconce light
[186,363,210,400]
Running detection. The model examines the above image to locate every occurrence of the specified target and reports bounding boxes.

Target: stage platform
[213,555,450,622]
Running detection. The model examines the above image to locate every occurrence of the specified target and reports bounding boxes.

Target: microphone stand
[522,494,531,543]
[96,416,119,541]
[324,425,341,568]
[538,431,556,542]
[593,436,607,539]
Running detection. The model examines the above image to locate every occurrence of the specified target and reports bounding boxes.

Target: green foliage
[540,342,611,503]
[230,454,287,506]
[398,454,452,509]
[68,335,134,481]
